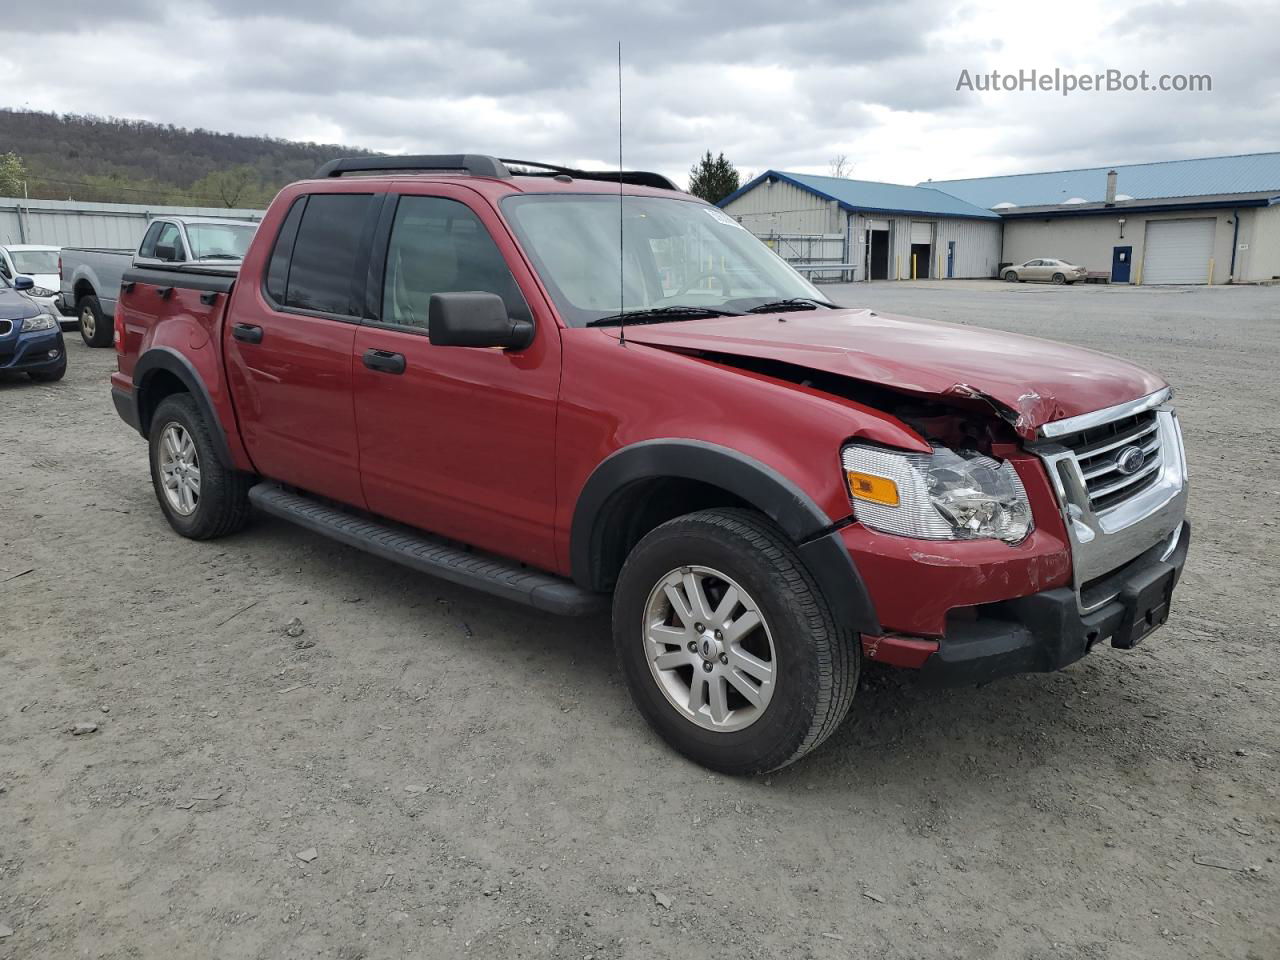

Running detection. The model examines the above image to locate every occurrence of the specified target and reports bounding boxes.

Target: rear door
[350,186,561,570]
[222,191,380,507]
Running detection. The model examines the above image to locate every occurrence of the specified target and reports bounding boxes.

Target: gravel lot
[2,281,1277,960]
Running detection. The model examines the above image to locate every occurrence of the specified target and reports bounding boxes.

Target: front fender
[570,439,880,636]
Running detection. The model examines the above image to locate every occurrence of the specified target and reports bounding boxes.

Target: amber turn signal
[846,471,900,506]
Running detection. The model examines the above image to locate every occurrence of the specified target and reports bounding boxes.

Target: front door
[351,188,561,571]
[946,240,955,278]
[222,191,379,507]
[1111,245,1132,283]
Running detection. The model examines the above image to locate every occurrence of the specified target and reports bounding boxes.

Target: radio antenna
[617,41,626,347]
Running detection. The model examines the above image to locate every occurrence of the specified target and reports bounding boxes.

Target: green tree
[0,152,28,196]
[688,151,741,204]
[190,165,266,208]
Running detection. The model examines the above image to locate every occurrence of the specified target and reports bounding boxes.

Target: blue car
[1,274,67,382]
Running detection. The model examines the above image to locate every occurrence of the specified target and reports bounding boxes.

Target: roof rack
[315,155,511,179]
[313,154,678,191]
[499,159,678,191]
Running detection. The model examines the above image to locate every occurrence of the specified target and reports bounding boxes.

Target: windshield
[501,194,825,327]
[11,250,59,275]
[185,223,257,261]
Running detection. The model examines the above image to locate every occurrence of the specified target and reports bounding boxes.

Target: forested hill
[0,108,377,208]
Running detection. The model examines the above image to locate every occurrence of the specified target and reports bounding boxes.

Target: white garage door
[910,221,934,243]
[1142,218,1215,284]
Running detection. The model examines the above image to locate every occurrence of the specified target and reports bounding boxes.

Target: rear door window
[284,194,374,316]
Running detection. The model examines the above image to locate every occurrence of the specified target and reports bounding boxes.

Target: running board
[248,484,606,616]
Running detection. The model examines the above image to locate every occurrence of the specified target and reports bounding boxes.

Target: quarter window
[380,196,530,330]
[265,198,307,304]
[285,193,374,316]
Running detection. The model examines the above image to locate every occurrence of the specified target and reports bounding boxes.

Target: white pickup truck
[60,216,258,346]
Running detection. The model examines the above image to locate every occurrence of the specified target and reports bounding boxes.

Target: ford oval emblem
[1115,445,1145,475]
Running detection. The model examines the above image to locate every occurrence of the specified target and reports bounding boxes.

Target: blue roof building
[718,153,1280,285]
[719,170,1003,281]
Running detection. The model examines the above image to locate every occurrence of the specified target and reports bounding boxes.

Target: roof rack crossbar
[314,155,512,179]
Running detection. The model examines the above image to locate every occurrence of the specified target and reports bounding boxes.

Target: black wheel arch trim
[570,438,880,636]
[131,347,234,468]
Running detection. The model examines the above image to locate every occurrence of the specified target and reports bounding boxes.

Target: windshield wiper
[745,297,834,313]
[586,305,741,327]
[194,254,243,260]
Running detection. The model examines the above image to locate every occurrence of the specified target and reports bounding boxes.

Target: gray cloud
[2,0,1276,187]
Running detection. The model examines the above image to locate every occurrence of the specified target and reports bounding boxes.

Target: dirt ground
[2,282,1277,960]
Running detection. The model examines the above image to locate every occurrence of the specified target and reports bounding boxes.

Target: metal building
[926,152,1280,285]
[1,195,265,250]
[718,171,1002,282]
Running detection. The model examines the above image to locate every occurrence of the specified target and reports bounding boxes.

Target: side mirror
[155,243,183,262]
[429,291,533,350]
[14,275,34,291]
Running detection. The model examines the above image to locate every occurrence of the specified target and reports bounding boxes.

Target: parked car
[60,216,258,347]
[0,244,68,326]
[108,155,1189,774]
[0,273,66,382]
[1003,258,1088,284]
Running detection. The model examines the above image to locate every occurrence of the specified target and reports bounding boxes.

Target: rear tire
[78,295,112,347]
[612,508,858,775]
[148,394,252,540]
[1003,270,1018,282]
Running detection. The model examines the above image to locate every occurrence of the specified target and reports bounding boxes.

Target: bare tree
[828,154,853,178]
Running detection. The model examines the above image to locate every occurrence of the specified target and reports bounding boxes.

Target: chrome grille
[1054,409,1163,514]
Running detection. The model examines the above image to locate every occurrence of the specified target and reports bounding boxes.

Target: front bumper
[0,327,66,373]
[918,520,1189,686]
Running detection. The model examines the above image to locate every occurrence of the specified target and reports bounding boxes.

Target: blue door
[1111,245,1132,283]
[946,241,955,278]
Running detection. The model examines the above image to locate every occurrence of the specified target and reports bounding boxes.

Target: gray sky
[6,0,1278,188]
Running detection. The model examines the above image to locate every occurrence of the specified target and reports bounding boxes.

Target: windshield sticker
[703,207,746,229]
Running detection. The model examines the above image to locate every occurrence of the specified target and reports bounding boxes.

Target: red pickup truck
[110,155,1189,773]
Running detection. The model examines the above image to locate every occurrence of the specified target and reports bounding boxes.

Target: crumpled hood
[618,308,1166,438]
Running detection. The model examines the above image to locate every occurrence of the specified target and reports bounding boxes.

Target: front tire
[148,394,252,540]
[1052,272,1066,285]
[1003,270,1018,282]
[613,509,858,775]
[78,295,112,347]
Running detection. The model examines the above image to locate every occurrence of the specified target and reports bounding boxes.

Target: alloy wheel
[158,422,201,516]
[642,565,777,733]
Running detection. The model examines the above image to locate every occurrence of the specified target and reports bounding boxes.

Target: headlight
[21,313,58,332]
[29,286,55,297]
[841,443,1033,543]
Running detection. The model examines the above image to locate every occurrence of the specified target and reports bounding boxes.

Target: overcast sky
[5,0,1277,188]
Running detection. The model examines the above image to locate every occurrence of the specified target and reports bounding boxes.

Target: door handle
[362,348,406,375]
[232,323,263,344]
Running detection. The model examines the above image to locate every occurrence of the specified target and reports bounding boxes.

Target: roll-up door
[910,221,933,243]
[1141,218,1215,284]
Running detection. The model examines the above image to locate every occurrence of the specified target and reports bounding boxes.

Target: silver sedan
[1003,258,1088,284]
